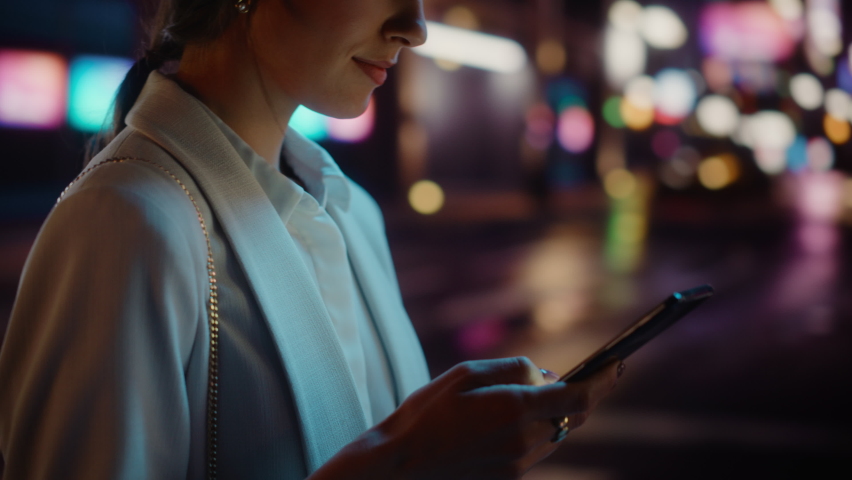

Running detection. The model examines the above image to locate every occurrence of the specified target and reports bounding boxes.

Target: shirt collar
[281,128,351,211]
[191,85,352,212]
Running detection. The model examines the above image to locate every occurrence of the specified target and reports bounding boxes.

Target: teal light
[289,105,328,141]
[69,55,133,132]
[786,135,808,173]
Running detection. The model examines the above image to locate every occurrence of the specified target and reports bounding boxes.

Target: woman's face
[248,0,426,119]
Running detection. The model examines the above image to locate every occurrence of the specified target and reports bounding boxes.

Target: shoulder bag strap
[58,157,221,480]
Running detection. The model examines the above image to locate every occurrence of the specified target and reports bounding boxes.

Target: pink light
[795,172,843,223]
[455,318,507,356]
[699,2,797,63]
[557,106,595,154]
[0,50,67,129]
[654,111,684,126]
[525,103,556,151]
[327,97,375,143]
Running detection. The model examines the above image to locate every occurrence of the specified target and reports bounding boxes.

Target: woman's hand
[314,357,621,480]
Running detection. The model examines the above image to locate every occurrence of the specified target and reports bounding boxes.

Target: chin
[303,91,373,120]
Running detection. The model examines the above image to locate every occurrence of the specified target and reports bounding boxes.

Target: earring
[235,0,252,14]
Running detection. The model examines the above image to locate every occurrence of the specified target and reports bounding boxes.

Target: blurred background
[1,0,851,478]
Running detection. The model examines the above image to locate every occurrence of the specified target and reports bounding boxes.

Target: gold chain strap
[58,157,220,479]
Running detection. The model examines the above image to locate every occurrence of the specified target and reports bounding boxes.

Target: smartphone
[559,284,714,383]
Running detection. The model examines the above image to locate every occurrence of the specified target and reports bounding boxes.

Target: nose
[383,1,427,48]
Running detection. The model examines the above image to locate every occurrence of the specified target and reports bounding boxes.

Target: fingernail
[540,368,560,383]
[617,362,626,379]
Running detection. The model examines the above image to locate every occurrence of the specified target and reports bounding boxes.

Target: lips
[353,58,391,86]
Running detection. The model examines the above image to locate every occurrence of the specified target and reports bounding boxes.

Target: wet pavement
[387,195,852,480]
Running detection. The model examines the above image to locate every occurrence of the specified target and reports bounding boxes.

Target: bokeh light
[823,114,851,144]
[769,0,804,21]
[654,68,697,124]
[702,57,734,93]
[442,5,480,30]
[557,106,595,154]
[790,73,825,110]
[795,172,844,223]
[602,96,626,129]
[604,27,647,89]
[536,39,567,75]
[620,76,655,130]
[414,22,527,74]
[408,180,445,215]
[838,57,852,93]
[289,105,329,141]
[696,95,740,137]
[807,137,835,171]
[611,211,647,245]
[807,1,843,58]
[525,103,556,151]
[824,88,850,121]
[604,168,637,199]
[698,154,739,190]
[787,135,809,172]
[641,6,688,50]
[605,173,650,273]
[736,111,797,163]
[620,99,655,131]
[327,97,375,143]
[754,149,789,175]
[0,49,66,129]
[700,2,797,62]
[609,0,644,33]
[625,75,655,110]
[68,55,134,132]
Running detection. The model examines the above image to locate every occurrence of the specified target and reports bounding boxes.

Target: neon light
[289,105,328,141]
[787,136,808,172]
[0,49,66,129]
[640,6,688,50]
[653,69,697,124]
[68,55,133,132]
[603,96,626,128]
[696,95,740,137]
[413,22,527,73]
[700,3,796,62]
[557,106,595,154]
[327,98,375,143]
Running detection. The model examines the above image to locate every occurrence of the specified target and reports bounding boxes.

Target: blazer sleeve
[0,181,208,479]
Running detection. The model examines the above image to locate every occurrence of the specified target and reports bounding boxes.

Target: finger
[452,357,544,390]
[524,362,620,420]
[540,368,560,385]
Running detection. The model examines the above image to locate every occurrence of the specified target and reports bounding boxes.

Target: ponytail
[112,41,182,135]
[85,0,240,162]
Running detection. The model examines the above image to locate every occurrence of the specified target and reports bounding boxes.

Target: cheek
[248,2,381,116]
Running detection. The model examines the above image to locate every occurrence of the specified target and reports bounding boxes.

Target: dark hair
[87,0,243,160]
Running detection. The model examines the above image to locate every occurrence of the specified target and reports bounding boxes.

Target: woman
[0,0,621,478]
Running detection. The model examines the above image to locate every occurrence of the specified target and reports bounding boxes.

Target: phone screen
[559,284,714,383]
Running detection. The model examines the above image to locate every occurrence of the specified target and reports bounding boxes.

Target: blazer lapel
[126,72,366,471]
[326,200,431,402]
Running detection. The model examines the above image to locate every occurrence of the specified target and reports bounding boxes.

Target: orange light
[620,99,654,131]
[698,154,740,190]
[824,114,851,145]
[536,39,567,75]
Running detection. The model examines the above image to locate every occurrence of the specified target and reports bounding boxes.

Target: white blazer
[0,72,430,479]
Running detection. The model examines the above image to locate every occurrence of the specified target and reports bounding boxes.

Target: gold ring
[551,416,570,443]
